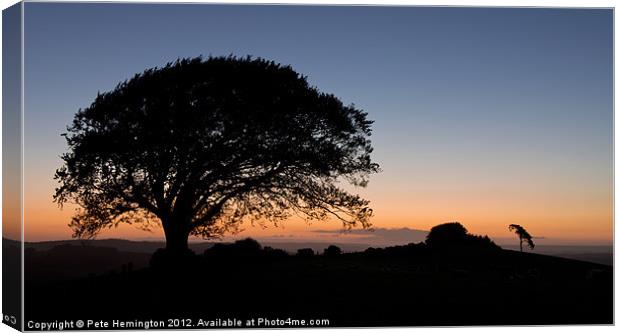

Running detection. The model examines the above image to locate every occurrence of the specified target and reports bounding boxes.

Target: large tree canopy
[54,56,379,252]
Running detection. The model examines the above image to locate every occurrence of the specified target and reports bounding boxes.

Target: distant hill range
[4,238,377,281]
[5,237,612,266]
[11,238,372,255]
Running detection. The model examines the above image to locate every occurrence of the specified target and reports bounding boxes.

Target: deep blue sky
[22,3,613,243]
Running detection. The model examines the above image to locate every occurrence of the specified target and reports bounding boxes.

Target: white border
[0,1,616,333]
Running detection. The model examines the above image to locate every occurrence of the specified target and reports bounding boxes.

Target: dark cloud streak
[313,227,428,245]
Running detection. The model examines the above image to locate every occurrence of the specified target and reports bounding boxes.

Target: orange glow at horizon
[19,169,613,245]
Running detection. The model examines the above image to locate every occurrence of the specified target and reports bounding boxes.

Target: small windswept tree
[54,56,379,256]
[508,224,535,252]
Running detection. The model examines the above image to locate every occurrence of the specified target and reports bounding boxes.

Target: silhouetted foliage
[296,248,316,258]
[263,246,290,260]
[426,222,500,252]
[231,238,263,253]
[323,245,342,256]
[204,238,263,260]
[509,224,535,252]
[362,242,428,259]
[426,222,468,248]
[466,234,501,251]
[53,56,379,255]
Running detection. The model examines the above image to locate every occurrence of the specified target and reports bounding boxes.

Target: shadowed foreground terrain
[17,239,612,328]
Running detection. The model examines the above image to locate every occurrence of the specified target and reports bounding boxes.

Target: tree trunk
[163,222,190,254]
[519,239,523,252]
[150,218,194,270]
[165,230,189,252]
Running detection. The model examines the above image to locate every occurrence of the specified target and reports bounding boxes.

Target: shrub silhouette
[296,248,316,258]
[263,246,289,260]
[426,222,500,252]
[53,56,379,257]
[231,238,262,253]
[466,234,501,251]
[204,238,262,260]
[323,245,343,257]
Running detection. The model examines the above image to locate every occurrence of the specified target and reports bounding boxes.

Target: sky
[12,3,613,245]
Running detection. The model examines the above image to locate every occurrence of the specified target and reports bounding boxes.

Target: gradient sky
[17,3,613,245]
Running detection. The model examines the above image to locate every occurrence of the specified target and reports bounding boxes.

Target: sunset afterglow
[14,5,612,246]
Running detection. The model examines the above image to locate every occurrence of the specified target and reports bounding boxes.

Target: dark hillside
[23,240,612,327]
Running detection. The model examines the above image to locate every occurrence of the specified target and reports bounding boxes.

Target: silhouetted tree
[323,245,342,257]
[425,222,469,249]
[54,56,379,256]
[426,222,500,252]
[508,224,535,252]
[296,248,316,258]
[204,238,263,261]
[231,238,262,253]
[263,246,289,260]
